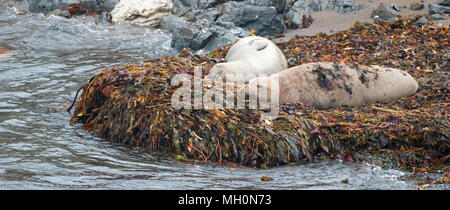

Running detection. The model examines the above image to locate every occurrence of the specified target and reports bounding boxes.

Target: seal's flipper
[248,39,268,51]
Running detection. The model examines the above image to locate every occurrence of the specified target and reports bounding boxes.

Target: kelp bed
[70,17,449,173]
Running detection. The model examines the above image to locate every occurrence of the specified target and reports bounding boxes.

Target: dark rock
[429,3,450,15]
[414,17,427,25]
[172,0,226,15]
[97,0,119,12]
[161,15,246,51]
[218,4,285,36]
[174,0,287,36]
[309,0,322,12]
[161,15,203,50]
[29,0,78,13]
[333,0,364,14]
[29,0,101,13]
[293,0,363,14]
[371,3,399,22]
[47,8,71,18]
[439,0,450,6]
[428,13,447,20]
[291,0,311,14]
[80,0,99,12]
[284,10,302,29]
[302,14,314,28]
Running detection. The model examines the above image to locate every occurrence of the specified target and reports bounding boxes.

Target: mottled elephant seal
[245,62,419,109]
[206,36,288,82]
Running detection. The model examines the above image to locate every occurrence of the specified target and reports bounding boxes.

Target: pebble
[414,17,428,25]
[428,14,447,20]
[288,58,297,66]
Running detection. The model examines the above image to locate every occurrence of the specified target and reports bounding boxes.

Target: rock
[302,14,314,28]
[428,13,447,20]
[371,3,399,22]
[287,58,296,66]
[47,8,71,18]
[410,2,424,10]
[414,17,428,25]
[174,0,287,36]
[440,0,450,7]
[98,0,120,12]
[161,15,202,50]
[172,0,226,15]
[429,3,450,15]
[372,15,383,22]
[289,12,303,29]
[29,0,78,13]
[28,0,101,13]
[333,0,364,14]
[110,0,172,27]
[100,11,112,22]
[218,4,286,36]
[290,0,363,14]
[161,15,246,51]
[390,4,400,12]
[79,0,99,12]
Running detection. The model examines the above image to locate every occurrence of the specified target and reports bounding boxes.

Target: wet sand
[277,0,449,41]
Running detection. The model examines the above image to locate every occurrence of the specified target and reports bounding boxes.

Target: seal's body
[246,62,419,109]
[207,36,288,82]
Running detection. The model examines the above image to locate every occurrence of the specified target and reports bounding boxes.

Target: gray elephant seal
[245,62,419,109]
[206,36,288,82]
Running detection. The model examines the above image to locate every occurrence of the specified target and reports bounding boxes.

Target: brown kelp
[71,17,449,172]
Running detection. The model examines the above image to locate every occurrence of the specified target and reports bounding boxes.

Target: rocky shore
[5,0,447,52]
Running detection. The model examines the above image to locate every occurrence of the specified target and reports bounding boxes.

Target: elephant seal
[245,62,419,109]
[206,36,288,82]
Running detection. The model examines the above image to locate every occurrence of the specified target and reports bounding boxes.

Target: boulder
[429,3,450,15]
[47,8,71,18]
[160,15,247,51]
[414,17,427,25]
[284,10,302,29]
[428,13,447,20]
[371,3,399,22]
[29,0,78,13]
[439,0,450,7]
[110,0,172,27]
[217,4,286,36]
[290,0,363,14]
[332,0,364,14]
[98,0,120,12]
[28,0,101,13]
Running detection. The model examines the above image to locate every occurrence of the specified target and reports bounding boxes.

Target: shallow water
[0,6,446,190]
